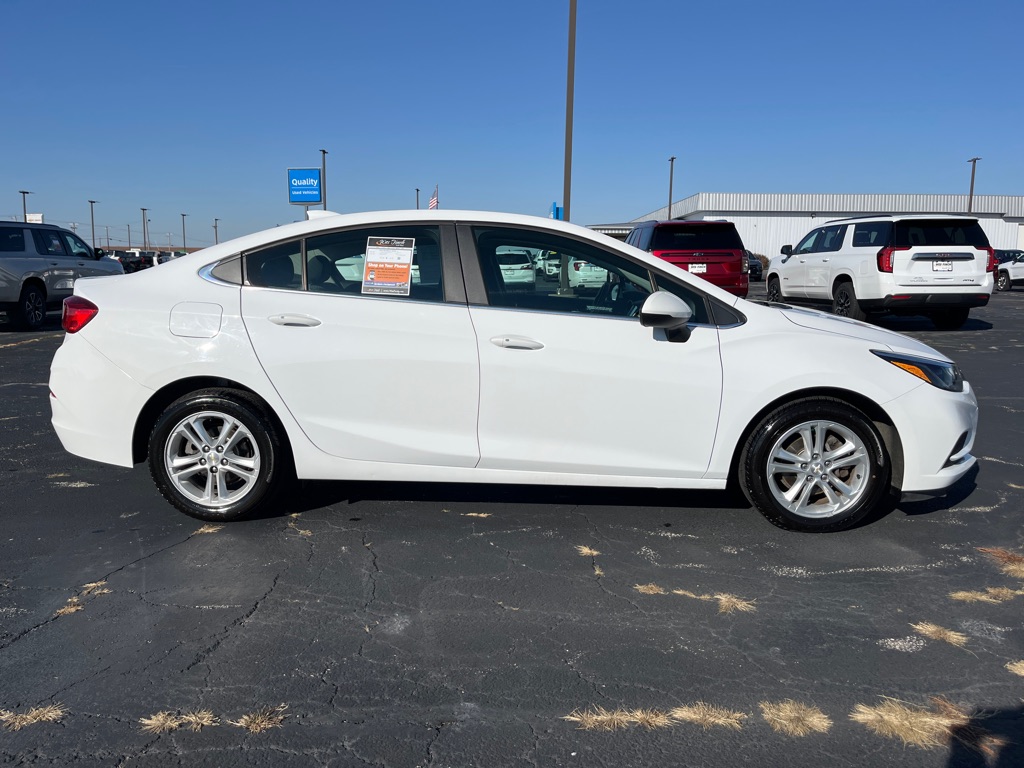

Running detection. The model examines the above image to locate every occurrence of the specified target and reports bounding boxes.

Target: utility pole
[667,157,676,220]
[416,188,420,209]
[140,208,148,250]
[105,225,110,249]
[127,223,132,249]
[967,157,982,213]
[88,200,98,248]
[213,218,220,244]
[181,213,187,252]
[320,148,328,210]
[562,0,577,222]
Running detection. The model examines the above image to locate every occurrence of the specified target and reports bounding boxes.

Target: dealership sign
[287,168,322,205]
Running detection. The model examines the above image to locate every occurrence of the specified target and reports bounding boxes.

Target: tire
[930,308,969,331]
[148,389,287,521]
[766,277,782,303]
[831,280,867,322]
[738,398,890,532]
[996,271,1011,292]
[14,283,46,330]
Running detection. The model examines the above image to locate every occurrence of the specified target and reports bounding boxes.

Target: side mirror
[640,291,693,342]
[93,248,106,260]
[781,244,793,257]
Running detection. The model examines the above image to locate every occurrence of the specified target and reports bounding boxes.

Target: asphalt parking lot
[1,284,1022,767]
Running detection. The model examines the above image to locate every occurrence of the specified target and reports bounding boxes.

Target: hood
[777,305,952,362]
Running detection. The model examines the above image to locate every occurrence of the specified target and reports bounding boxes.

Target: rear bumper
[860,292,991,311]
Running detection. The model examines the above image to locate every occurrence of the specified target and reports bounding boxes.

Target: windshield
[652,224,743,251]
[893,220,990,248]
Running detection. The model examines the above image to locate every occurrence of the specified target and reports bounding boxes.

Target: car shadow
[892,464,980,519]
[263,480,749,520]
[0,312,64,334]
[945,702,1024,767]
[874,314,993,332]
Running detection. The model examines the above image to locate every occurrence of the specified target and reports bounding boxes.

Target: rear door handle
[490,335,544,350]
[269,313,321,327]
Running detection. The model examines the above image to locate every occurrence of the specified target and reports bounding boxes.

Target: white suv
[766,215,995,330]
[995,250,1024,292]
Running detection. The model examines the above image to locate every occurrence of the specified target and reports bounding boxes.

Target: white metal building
[595,193,1024,257]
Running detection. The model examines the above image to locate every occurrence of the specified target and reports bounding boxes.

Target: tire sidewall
[18,284,46,329]
[148,390,280,521]
[767,278,781,302]
[740,399,889,532]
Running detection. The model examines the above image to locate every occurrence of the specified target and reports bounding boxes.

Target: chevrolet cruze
[50,210,978,532]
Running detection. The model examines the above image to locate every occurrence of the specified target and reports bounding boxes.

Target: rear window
[894,220,990,248]
[496,253,531,266]
[651,224,743,252]
[0,227,25,252]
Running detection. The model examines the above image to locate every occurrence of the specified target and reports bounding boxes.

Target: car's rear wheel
[930,308,970,331]
[15,283,46,330]
[996,271,1011,292]
[148,389,286,521]
[832,280,867,322]
[766,277,782,302]
[739,398,890,532]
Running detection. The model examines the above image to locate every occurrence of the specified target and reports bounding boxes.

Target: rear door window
[820,225,847,252]
[852,222,892,248]
[32,229,69,256]
[0,226,25,253]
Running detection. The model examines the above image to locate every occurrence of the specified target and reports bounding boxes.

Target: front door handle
[490,335,544,350]
[269,313,321,327]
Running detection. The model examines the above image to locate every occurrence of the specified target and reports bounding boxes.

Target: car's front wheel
[739,398,890,532]
[996,271,1011,292]
[148,389,287,521]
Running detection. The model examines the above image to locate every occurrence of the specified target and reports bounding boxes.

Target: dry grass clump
[180,709,219,731]
[851,697,999,755]
[670,588,756,614]
[139,711,183,734]
[193,524,223,535]
[230,704,288,733]
[575,545,601,557]
[626,709,674,729]
[759,700,832,736]
[910,622,969,648]
[53,597,83,617]
[977,547,1024,579]
[949,586,1024,603]
[1005,660,1024,677]
[461,512,491,518]
[0,704,67,731]
[669,702,747,731]
[634,583,666,595]
[80,581,107,594]
[593,565,604,577]
[563,707,630,731]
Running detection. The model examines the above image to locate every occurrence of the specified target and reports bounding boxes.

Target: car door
[805,224,847,299]
[60,231,112,280]
[240,223,481,467]
[30,229,79,300]
[463,224,724,479]
[780,227,823,298]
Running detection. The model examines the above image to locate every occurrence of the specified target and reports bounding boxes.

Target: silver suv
[0,222,124,329]
[766,215,995,330]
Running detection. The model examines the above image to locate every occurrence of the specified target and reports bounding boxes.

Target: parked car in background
[567,257,608,293]
[495,248,536,291]
[625,220,749,298]
[767,215,995,329]
[747,251,763,281]
[0,221,123,328]
[51,209,978,533]
[995,250,1024,292]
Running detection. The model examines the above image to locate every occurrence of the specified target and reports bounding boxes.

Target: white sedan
[50,210,978,532]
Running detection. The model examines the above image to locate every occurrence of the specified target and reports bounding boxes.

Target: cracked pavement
[1,290,1023,766]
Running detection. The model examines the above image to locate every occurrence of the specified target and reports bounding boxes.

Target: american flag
[428,185,438,210]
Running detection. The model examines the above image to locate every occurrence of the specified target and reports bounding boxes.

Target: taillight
[876,246,908,273]
[984,247,997,273]
[741,254,750,274]
[573,261,584,271]
[62,297,98,333]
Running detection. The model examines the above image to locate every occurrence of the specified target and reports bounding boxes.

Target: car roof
[823,214,980,224]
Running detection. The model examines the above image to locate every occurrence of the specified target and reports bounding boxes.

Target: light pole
[320,148,328,211]
[967,157,981,213]
[18,190,32,222]
[127,223,132,249]
[105,225,110,249]
[88,200,98,248]
[140,208,148,250]
[181,213,187,252]
[667,157,676,220]
[562,0,577,223]
[213,218,220,244]
[416,188,420,209]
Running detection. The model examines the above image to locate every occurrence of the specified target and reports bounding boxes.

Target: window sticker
[362,237,414,296]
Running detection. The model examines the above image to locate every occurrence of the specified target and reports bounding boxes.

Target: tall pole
[213,218,220,244]
[562,0,577,222]
[140,208,148,250]
[18,190,31,222]
[967,157,981,213]
[320,148,328,211]
[88,200,98,248]
[127,223,132,249]
[416,188,420,209]
[105,225,110,249]
[181,213,187,251]
[667,157,676,220]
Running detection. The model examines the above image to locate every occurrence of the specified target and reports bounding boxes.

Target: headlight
[872,350,963,392]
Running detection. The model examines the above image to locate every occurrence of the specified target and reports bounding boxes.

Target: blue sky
[2,0,1021,249]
